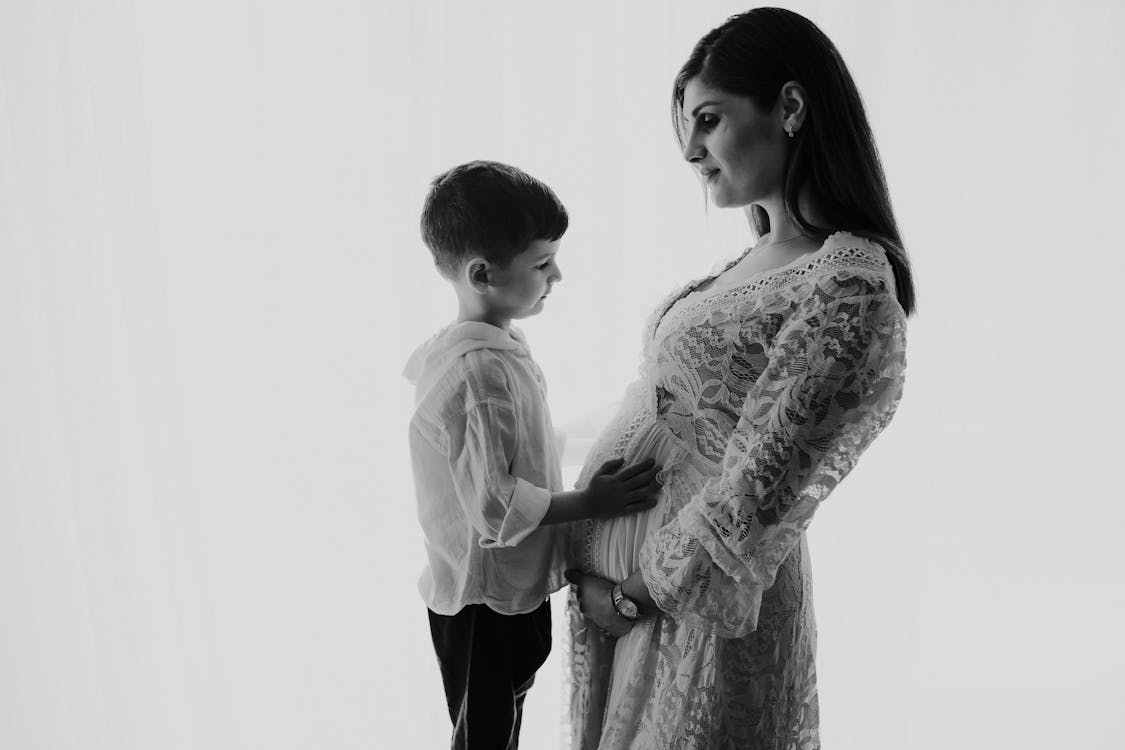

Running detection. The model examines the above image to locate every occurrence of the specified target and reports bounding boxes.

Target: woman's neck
[748,189,826,246]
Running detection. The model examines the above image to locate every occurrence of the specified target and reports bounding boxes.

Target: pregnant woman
[564,8,915,749]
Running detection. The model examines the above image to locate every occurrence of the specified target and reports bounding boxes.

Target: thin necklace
[759,230,806,248]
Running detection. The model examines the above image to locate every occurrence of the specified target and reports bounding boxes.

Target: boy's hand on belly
[584,457,662,519]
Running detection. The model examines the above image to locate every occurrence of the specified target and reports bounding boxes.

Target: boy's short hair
[420,160,569,277]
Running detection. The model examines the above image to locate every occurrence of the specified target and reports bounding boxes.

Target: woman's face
[680,77,788,208]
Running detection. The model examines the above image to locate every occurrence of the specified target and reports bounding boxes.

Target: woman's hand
[565,570,634,638]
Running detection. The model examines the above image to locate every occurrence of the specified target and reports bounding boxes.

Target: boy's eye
[537,261,552,270]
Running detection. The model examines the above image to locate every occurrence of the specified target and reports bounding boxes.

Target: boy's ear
[464,258,491,293]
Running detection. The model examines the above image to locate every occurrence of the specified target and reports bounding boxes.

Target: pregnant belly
[573,411,710,581]
[577,503,658,582]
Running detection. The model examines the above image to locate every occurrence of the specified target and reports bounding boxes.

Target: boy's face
[483,238,563,320]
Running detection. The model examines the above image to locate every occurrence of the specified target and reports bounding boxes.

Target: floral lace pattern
[565,233,907,749]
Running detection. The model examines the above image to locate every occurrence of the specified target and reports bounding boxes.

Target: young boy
[405,161,660,749]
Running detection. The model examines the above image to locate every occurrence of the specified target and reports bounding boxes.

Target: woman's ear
[464,258,492,293]
[778,80,808,136]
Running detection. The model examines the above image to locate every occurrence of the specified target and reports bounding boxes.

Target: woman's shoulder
[817,230,894,271]
[800,230,898,297]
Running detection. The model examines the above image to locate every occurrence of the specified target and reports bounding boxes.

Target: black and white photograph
[2,1,1122,748]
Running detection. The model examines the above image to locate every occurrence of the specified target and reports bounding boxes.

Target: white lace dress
[565,233,908,749]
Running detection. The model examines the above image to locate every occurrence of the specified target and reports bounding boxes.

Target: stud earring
[785,124,796,138]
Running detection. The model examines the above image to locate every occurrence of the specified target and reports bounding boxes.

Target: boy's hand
[584,457,662,519]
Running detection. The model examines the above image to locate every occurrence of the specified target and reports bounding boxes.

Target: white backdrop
[2,1,1124,748]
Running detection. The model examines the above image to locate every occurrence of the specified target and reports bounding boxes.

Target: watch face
[620,598,639,619]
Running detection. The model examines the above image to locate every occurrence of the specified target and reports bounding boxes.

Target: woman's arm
[620,571,657,614]
[634,270,906,636]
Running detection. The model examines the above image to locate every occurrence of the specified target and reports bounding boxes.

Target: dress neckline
[654,231,858,334]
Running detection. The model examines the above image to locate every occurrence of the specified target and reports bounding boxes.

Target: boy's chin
[513,298,547,319]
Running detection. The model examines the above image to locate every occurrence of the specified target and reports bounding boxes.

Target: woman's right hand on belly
[584,457,662,519]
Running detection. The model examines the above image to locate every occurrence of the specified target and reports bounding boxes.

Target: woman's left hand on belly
[565,569,634,638]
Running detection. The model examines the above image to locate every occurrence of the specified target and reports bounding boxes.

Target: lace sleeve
[638,272,907,637]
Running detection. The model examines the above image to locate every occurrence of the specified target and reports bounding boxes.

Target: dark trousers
[427,600,552,750]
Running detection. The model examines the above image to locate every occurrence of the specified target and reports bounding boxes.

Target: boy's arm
[447,401,662,548]
[539,490,593,526]
[540,459,663,526]
[446,398,549,549]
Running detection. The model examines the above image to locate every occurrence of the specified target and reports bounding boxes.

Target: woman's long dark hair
[673,8,915,315]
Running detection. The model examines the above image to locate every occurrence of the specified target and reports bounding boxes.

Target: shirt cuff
[478,478,552,548]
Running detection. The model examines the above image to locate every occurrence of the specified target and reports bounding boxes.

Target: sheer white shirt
[405,322,567,616]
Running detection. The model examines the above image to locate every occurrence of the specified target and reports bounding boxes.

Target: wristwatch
[610,582,640,622]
